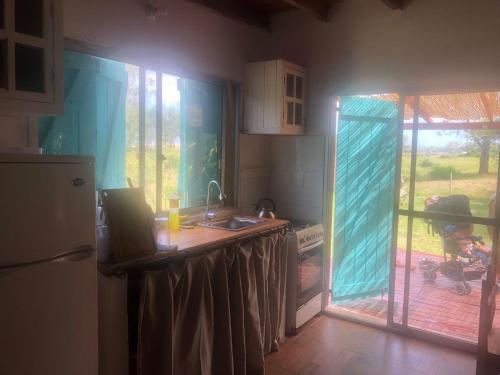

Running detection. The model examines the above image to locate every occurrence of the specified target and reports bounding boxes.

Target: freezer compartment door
[0,162,96,264]
[0,254,98,375]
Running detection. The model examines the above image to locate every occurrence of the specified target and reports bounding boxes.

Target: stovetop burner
[287,219,317,232]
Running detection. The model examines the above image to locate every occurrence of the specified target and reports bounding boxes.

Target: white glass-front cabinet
[0,0,62,115]
[244,60,306,135]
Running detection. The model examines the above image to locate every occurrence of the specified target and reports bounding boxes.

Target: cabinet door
[0,0,62,114]
[283,69,305,131]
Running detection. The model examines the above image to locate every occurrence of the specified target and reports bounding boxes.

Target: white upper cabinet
[244,60,306,135]
[0,0,62,115]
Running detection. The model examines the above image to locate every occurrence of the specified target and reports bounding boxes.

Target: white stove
[286,221,324,335]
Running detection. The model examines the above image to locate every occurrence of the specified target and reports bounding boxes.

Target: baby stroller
[418,195,486,295]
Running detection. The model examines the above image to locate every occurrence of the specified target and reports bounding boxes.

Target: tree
[462,130,500,174]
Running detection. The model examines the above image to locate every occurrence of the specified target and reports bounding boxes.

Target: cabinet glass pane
[286,101,294,125]
[295,103,302,125]
[286,73,294,97]
[0,0,4,30]
[0,39,6,89]
[15,0,43,37]
[15,43,44,93]
[295,76,303,99]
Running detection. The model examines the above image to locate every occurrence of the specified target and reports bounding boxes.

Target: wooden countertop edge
[99,219,289,274]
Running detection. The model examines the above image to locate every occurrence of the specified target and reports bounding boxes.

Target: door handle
[0,245,95,275]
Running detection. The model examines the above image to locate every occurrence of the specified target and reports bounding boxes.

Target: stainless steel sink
[198,216,265,231]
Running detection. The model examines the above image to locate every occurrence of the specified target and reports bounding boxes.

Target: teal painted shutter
[332,96,398,302]
[179,79,223,207]
[39,50,128,190]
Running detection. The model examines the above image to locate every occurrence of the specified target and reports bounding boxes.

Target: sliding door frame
[387,92,500,349]
[324,89,500,353]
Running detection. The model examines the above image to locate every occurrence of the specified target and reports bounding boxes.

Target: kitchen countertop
[100,218,289,275]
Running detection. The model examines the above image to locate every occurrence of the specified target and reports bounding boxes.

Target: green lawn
[332,153,497,256]
[126,146,180,211]
[398,154,497,255]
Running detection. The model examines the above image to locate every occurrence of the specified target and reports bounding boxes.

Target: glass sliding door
[390,91,500,345]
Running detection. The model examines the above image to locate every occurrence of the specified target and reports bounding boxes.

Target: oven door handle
[298,239,324,254]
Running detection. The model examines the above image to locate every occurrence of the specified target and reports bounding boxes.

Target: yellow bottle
[169,197,180,230]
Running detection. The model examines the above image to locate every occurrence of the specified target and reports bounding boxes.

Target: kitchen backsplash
[270,135,325,223]
[237,134,325,223]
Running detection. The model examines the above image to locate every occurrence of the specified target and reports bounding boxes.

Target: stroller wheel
[423,270,437,282]
[454,283,472,295]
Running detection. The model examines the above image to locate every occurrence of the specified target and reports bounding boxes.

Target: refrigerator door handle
[0,245,95,274]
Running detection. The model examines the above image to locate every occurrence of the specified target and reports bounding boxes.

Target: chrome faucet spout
[206,180,226,220]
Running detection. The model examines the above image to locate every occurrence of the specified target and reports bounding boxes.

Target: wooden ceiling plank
[186,0,271,30]
[280,0,331,22]
[380,0,405,10]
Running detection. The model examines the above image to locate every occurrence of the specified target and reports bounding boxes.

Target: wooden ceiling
[186,0,409,30]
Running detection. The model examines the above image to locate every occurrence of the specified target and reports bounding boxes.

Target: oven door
[297,240,324,307]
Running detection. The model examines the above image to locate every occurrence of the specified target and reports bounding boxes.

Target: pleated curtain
[138,231,287,375]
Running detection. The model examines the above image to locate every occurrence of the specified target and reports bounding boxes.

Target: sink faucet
[206,180,227,221]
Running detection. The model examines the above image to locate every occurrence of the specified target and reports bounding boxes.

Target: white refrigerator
[0,154,98,375]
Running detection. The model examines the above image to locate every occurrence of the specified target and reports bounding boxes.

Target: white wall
[63,0,271,82]
[271,0,500,134]
[262,0,500,224]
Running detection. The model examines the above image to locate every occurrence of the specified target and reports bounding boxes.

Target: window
[39,50,236,212]
[126,68,224,212]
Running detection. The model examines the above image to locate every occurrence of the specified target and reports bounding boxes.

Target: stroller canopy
[424,195,472,236]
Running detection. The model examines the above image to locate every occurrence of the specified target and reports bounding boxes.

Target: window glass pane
[400,130,412,210]
[161,74,181,211]
[286,101,293,125]
[144,70,157,210]
[38,50,128,190]
[295,76,303,99]
[0,0,5,30]
[400,96,415,210]
[294,103,302,125]
[15,43,44,93]
[0,39,7,89]
[38,50,226,209]
[407,221,490,343]
[393,215,408,325]
[15,0,43,37]
[180,79,222,208]
[125,65,140,189]
[286,73,294,97]
[413,129,499,218]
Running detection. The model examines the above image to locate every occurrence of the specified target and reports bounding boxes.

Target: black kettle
[254,198,277,220]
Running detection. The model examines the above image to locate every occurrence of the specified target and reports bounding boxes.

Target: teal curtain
[39,50,128,190]
[332,96,398,302]
[179,79,223,208]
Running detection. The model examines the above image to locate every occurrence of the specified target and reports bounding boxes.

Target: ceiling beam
[380,0,406,10]
[281,0,332,22]
[186,0,270,30]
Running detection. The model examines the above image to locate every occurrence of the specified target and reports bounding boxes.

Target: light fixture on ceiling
[142,0,168,21]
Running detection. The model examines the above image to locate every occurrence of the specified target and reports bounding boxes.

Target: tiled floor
[329,250,497,342]
[265,316,477,375]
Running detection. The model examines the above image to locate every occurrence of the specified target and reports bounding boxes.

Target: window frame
[63,38,239,215]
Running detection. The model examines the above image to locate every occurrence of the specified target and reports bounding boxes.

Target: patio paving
[328,250,500,343]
